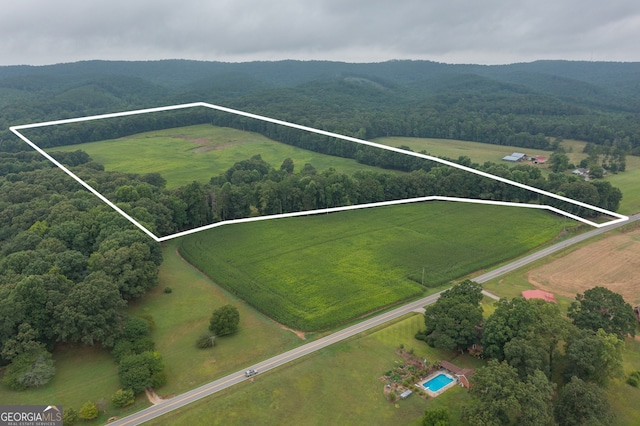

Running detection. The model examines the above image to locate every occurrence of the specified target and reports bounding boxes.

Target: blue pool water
[422,373,453,392]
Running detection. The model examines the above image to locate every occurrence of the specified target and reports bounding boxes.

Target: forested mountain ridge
[1,59,639,155]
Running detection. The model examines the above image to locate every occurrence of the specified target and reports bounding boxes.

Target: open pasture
[49,124,388,188]
[374,136,587,168]
[179,202,565,331]
[147,314,478,426]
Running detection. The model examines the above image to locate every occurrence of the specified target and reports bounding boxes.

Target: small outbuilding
[532,156,548,164]
[522,290,557,304]
[400,389,413,399]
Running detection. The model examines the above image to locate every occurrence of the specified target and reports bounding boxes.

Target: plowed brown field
[527,229,640,305]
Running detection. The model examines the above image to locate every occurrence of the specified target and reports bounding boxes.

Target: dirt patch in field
[173,135,246,153]
[527,229,640,305]
[279,324,306,340]
[145,388,165,405]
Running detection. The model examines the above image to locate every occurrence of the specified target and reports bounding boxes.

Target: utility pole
[422,267,425,286]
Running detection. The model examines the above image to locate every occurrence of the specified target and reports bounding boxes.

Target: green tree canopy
[568,286,636,338]
[1,349,56,391]
[209,304,240,337]
[549,152,570,172]
[554,376,614,426]
[421,281,483,352]
[564,328,624,386]
[118,351,167,394]
[422,407,450,426]
[481,297,537,360]
[464,360,554,426]
[78,401,99,421]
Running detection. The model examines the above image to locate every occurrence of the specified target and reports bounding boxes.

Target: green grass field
[179,202,565,331]
[377,136,640,215]
[126,240,302,396]
[605,156,640,214]
[0,239,302,424]
[147,313,480,426]
[375,136,588,169]
[49,124,390,188]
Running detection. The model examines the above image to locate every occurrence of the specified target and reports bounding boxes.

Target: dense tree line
[197,153,622,225]
[0,152,163,389]
[418,283,635,425]
[46,150,626,243]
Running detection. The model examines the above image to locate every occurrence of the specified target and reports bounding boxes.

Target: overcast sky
[1,0,639,66]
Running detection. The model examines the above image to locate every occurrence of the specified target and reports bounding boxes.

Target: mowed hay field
[49,124,389,188]
[179,202,565,331]
[527,224,640,306]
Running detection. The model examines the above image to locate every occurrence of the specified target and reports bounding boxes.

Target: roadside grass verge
[179,202,565,331]
[49,124,390,188]
[147,314,477,426]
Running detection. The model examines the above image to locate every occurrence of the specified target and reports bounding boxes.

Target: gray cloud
[1,0,639,65]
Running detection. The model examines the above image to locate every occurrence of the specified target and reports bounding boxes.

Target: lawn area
[49,124,389,188]
[0,344,123,410]
[0,239,302,424]
[180,202,565,331]
[148,313,478,426]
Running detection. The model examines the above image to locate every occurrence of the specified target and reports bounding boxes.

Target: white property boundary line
[10,102,629,242]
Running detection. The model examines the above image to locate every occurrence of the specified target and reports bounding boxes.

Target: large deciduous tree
[564,328,624,386]
[464,360,554,426]
[1,349,55,390]
[53,272,126,347]
[568,286,636,338]
[554,376,615,426]
[421,280,483,352]
[422,407,450,426]
[118,351,166,394]
[481,297,537,360]
[209,304,240,337]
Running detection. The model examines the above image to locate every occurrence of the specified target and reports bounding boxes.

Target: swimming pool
[421,373,454,392]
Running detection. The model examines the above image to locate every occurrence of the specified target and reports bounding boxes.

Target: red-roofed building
[522,290,557,304]
[532,156,548,164]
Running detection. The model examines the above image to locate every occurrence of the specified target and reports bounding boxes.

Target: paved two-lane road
[109,292,446,425]
[110,213,639,425]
